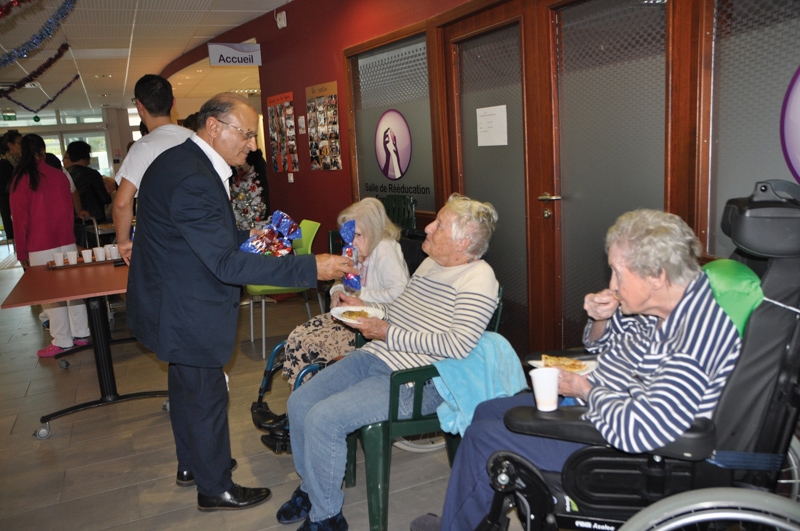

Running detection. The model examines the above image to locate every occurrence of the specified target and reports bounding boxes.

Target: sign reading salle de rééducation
[208,43,262,66]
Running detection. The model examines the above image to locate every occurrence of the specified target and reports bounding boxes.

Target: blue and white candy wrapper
[340,219,361,291]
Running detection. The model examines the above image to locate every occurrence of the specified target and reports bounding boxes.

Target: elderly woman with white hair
[275,193,500,531]
[411,208,743,531]
[281,197,410,388]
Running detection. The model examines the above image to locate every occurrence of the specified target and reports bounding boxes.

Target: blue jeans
[287,350,442,521]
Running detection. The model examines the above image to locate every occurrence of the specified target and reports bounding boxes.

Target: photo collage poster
[266,91,299,172]
[306,81,341,170]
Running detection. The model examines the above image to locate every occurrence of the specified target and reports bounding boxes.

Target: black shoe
[197,483,271,511]
[261,431,291,454]
[252,401,287,430]
[177,458,238,487]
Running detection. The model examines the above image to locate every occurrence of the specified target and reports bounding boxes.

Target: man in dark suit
[127,92,354,512]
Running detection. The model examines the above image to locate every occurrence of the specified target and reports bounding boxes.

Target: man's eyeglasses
[217,118,258,141]
[131,97,137,105]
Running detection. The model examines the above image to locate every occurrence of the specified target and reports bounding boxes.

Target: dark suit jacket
[68,164,112,222]
[127,138,316,368]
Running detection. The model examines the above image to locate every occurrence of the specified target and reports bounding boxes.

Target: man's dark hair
[67,140,92,162]
[134,74,173,118]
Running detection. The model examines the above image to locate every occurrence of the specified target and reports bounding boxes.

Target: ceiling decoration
[0,0,290,115]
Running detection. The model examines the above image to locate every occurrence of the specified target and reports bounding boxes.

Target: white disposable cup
[53,252,64,267]
[109,245,120,260]
[93,247,106,261]
[81,249,93,263]
[530,368,560,412]
[104,244,114,259]
[66,251,78,265]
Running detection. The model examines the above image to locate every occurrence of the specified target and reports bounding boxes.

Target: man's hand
[315,253,357,281]
[118,240,133,265]
[77,210,90,220]
[348,317,389,341]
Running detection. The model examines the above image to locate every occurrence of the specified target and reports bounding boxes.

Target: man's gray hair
[606,209,702,285]
[445,193,498,260]
[197,93,254,130]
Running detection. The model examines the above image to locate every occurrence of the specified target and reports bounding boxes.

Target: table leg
[38,296,168,426]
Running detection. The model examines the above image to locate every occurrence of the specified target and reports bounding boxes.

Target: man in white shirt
[113,74,192,264]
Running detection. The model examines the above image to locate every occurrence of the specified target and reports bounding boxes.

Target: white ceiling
[0,0,290,116]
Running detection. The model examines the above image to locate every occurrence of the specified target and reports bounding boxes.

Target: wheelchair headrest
[722,180,800,258]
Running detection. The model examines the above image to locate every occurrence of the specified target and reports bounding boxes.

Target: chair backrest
[328,229,344,255]
[382,194,416,230]
[487,285,503,333]
[293,219,320,256]
[713,180,800,467]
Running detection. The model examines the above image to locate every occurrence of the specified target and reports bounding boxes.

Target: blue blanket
[432,332,528,436]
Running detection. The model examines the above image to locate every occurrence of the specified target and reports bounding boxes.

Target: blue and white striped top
[364,257,499,371]
[583,273,741,453]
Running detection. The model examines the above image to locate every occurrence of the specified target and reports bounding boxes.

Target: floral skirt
[282,312,356,386]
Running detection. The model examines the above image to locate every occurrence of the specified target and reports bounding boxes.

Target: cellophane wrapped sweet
[339,219,361,291]
[239,210,302,257]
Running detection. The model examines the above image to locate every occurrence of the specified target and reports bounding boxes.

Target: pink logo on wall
[782,62,800,183]
[374,109,412,180]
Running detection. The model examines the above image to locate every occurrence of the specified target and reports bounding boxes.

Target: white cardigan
[329,238,409,303]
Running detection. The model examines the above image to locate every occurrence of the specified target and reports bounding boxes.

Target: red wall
[162,0,469,253]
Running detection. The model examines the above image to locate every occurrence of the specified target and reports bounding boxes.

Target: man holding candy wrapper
[127,92,356,513]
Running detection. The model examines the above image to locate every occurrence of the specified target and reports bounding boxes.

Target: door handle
[537,193,562,201]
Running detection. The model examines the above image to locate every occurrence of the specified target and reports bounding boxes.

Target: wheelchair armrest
[505,405,608,446]
[504,406,717,461]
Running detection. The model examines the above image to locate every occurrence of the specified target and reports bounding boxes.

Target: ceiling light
[100,93,111,97]
[94,74,112,78]
[196,69,203,73]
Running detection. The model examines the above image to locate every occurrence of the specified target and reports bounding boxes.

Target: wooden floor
[0,251,459,531]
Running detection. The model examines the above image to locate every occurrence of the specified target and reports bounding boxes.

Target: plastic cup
[104,244,114,259]
[53,252,64,267]
[93,247,106,261]
[82,249,93,263]
[66,251,78,265]
[109,245,120,260]
[530,368,560,412]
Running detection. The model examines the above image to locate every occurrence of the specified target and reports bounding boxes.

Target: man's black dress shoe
[197,483,271,511]
[177,458,238,487]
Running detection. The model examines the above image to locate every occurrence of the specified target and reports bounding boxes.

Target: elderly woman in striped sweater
[411,208,743,531]
[276,193,499,531]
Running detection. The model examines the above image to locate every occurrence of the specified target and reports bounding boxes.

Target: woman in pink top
[10,134,90,357]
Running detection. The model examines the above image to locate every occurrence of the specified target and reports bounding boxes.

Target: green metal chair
[247,219,324,359]
[345,286,504,531]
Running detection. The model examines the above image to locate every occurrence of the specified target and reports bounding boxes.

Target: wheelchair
[479,180,800,531]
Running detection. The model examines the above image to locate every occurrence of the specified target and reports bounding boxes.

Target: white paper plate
[331,306,385,324]
[528,359,598,376]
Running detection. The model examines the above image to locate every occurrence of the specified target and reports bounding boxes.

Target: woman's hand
[330,291,344,308]
[584,289,618,321]
[558,370,593,402]
[349,317,389,341]
[338,293,364,307]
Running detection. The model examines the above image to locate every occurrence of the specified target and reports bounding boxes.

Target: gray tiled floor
[0,253,456,531]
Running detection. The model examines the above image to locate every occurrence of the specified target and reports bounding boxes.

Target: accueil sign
[208,43,262,66]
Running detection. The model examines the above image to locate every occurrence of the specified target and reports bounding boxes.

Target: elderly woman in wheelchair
[413,208,749,531]
[275,193,500,531]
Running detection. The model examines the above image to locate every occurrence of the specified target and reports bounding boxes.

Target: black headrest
[721,180,800,258]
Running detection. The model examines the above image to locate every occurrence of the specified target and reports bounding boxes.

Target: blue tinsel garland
[0,0,78,69]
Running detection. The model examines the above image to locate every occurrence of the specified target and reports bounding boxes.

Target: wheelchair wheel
[393,432,446,453]
[778,434,800,502]
[619,487,800,531]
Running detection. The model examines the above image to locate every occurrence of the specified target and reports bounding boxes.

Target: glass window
[708,0,800,257]
[64,132,112,176]
[0,110,58,127]
[352,34,435,212]
[60,109,103,124]
[128,109,140,127]
[40,134,64,160]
